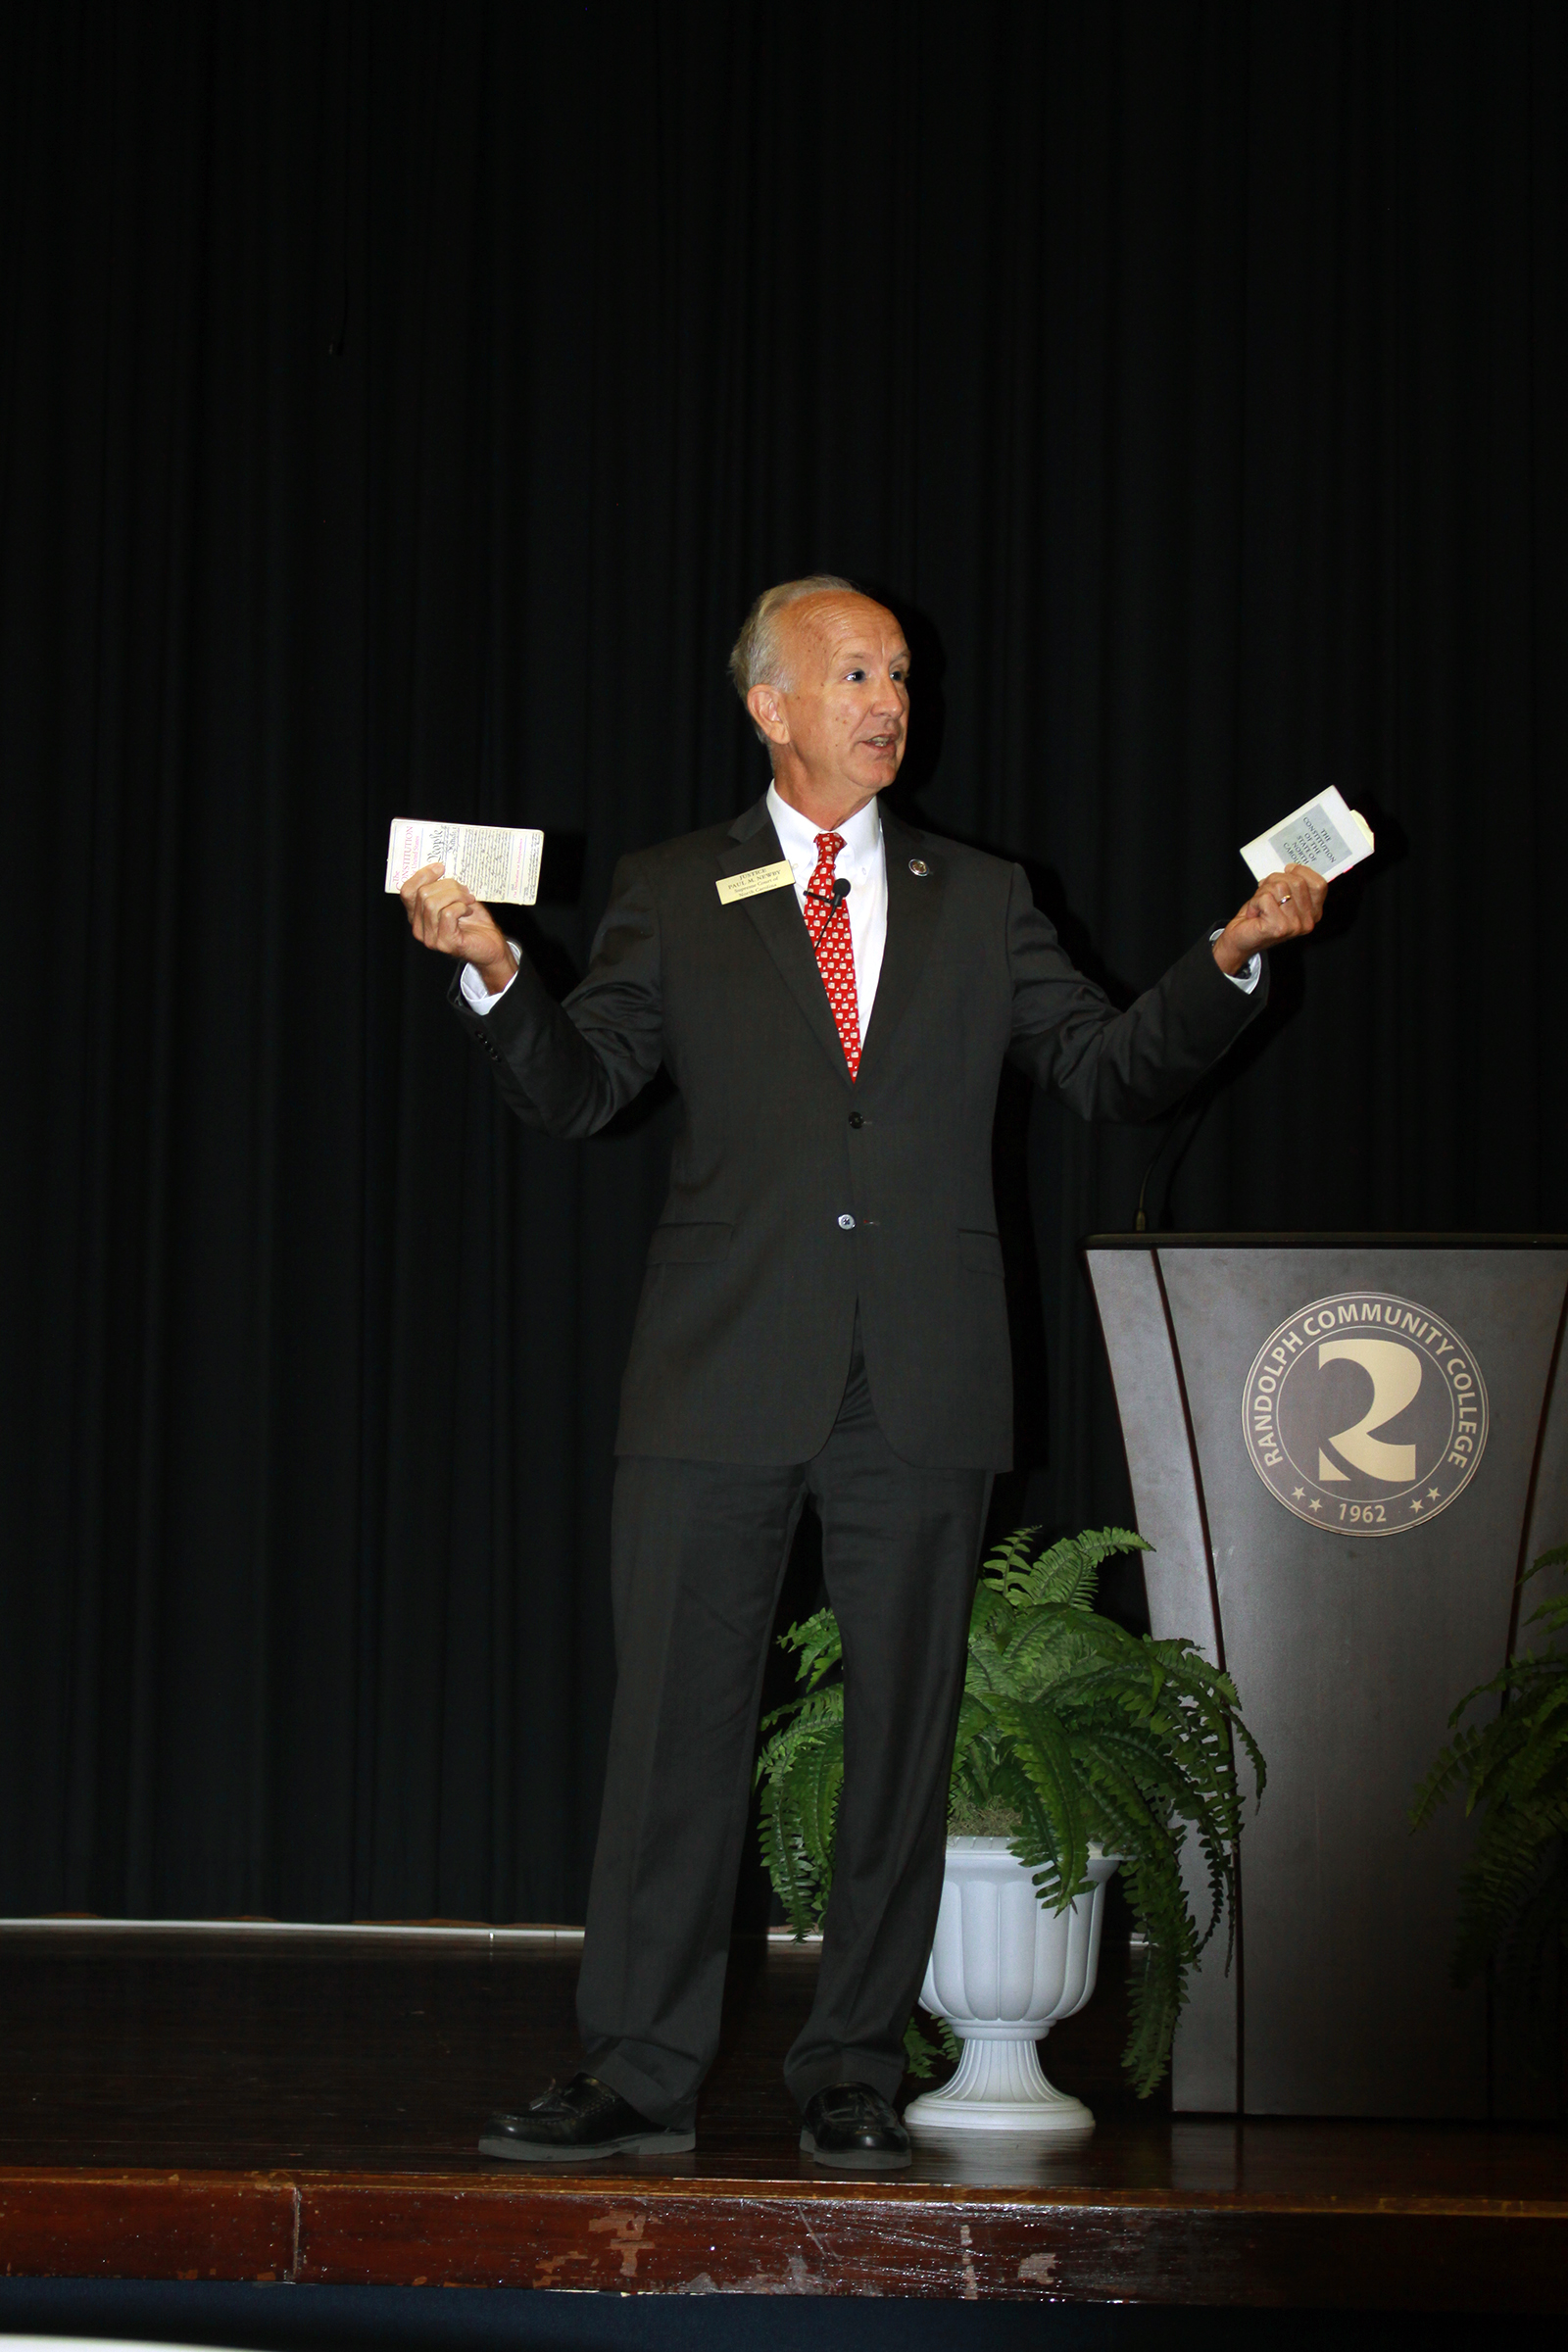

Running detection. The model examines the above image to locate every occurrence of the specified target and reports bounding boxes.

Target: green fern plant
[1410,1544,1568,1999]
[756,1526,1264,2097]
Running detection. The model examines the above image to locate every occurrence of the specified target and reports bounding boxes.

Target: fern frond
[755,1521,1263,2097]
[1023,1527,1148,1611]
[778,1607,845,1688]
[1021,1532,1102,1610]
[987,1696,1092,1908]
[986,1526,1043,1573]
[903,2005,961,2079]
[1413,1543,1568,1994]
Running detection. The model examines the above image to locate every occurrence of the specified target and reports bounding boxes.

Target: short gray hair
[728,574,860,740]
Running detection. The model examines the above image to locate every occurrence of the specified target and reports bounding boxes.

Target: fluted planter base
[902,1838,1117,2141]
[903,2034,1095,2137]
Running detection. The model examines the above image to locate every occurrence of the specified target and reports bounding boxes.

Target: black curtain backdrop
[1,0,1563,1923]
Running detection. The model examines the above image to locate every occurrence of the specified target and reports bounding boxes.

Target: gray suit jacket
[452,795,1264,1468]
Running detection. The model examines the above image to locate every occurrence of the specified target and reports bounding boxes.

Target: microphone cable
[1134,1088,1215,1233]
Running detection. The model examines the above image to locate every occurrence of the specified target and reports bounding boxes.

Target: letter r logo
[1318,1337,1421,1482]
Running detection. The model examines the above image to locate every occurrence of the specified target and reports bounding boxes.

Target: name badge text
[715,860,796,905]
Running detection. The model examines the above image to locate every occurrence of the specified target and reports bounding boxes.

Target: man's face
[756,595,911,803]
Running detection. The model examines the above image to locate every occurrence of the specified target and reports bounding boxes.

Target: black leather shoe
[800,2082,912,2172]
[478,2071,695,2162]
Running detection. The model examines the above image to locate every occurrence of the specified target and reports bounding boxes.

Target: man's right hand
[399,861,517,997]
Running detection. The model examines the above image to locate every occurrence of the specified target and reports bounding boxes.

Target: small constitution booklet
[1241,787,1374,885]
[384,817,544,906]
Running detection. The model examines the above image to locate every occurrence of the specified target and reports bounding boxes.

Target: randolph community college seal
[1243,1292,1489,1538]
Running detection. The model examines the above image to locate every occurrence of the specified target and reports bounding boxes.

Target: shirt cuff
[1209,930,1262,995]
[460,942,521,1014]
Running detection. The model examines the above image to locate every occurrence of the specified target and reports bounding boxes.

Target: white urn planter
[903,1837,1118,2138]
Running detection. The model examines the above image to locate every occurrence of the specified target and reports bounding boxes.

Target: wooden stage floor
[0,1925,1562,2311]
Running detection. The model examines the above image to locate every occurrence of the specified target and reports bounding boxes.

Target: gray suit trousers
[576,1327,992,2127]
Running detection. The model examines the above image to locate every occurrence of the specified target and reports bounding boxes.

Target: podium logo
[1242,1293,1489,1538]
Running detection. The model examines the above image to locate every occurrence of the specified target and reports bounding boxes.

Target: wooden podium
[1084,1235,1567,2120]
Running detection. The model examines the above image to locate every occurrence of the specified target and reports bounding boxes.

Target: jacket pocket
[646,1220,734,1266]
[958,1228,1004,1277]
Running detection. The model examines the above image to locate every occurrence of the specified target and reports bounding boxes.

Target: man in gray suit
[401,576,1326,2168]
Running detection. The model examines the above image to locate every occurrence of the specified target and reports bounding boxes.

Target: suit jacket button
[837,1213,856,1230]
[848,1111,863,1129]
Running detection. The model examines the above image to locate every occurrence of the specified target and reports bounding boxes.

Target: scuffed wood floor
[0,1927,1562,2306]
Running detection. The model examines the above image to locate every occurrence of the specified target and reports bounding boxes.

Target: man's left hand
[1212,862,1328,976]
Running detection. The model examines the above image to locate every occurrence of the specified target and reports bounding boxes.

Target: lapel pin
[908,858,929,877]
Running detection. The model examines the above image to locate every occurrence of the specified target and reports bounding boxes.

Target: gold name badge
[715,859,796,905]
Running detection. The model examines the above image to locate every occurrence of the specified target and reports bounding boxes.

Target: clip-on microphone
[807,876,852,931]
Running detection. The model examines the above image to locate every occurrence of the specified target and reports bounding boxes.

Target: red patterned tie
[804,831,861,1080]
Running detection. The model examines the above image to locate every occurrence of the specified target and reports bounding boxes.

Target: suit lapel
[717,799,852,1087]
[858,806,943,1088]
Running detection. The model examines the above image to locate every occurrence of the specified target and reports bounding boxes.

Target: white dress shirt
[461,940,522,1013]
